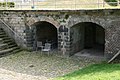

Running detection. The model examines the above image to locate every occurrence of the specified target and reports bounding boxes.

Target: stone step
[8,44,17,48]
[0,25,22,55]
[2,37,12,40]
[0,48,22,57]
[0,42,18,50]
[0,38,13,43]
[0,32,6,35]
[0,44,7,48]
[0,48,14,55]
[0,45,8,50]
[0,34,7,38]
[11,47,21,54]
[12,46,20,50]
[2,38,13,41]
[12,48,22,53]
[2,39,14,43]
[0,34,6,37]
[6,41,16,45]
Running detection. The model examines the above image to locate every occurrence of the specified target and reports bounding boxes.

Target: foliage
[104,0,118,6]
[0,2,15,8]
[54,63,120,80]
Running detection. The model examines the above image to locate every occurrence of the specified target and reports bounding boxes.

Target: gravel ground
[0,68,48,80]
[0,51,101,80]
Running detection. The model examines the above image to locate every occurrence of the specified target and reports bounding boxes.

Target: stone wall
[0,12,27,48]
[70,23,85,54]
[0,10,120,59]
[67,10,120,59]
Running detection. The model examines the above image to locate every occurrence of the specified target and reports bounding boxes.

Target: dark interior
[71,22,105,56]
[35,21,58,49]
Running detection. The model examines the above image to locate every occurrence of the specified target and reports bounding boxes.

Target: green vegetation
[0,2,15,8]
[105,0,117,2]
[105,0,118,6]
[54,63,120,80]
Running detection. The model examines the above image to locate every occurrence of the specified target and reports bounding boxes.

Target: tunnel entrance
[70,22,105,57]
[35,21,58,50]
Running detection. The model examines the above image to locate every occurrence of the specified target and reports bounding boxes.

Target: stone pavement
[0,51,102,80]
[0,68,48,80]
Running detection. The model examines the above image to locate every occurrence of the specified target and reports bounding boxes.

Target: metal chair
[41,43,51,55]
[36,41,43,51]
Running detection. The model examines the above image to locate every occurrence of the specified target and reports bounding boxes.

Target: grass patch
[54,63,120,80]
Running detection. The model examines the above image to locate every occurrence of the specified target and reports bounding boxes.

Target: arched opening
[34,21,58,50]
[70,22,105,57]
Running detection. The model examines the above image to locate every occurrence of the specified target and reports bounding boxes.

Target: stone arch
[30,20,59,50]
[69,21,106,57]
[27,16,60,28]
[26,16,62,51]
[68,17,107,29]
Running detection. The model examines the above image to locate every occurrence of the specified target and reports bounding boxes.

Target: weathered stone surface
[0,10,120,59]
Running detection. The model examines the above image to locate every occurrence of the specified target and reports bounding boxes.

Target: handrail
[0,19,25,42]
[108,50,120,63]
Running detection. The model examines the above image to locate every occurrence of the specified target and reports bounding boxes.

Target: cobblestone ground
[0,51,102,80]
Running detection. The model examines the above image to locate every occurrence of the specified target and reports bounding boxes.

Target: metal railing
[0,0,120,10]
[0,19,25,45]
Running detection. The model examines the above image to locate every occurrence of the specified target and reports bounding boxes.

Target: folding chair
[41,43,51,55]
[36,41,43,51]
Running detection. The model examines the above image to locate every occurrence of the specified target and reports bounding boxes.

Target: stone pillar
[58,25,70,56]
[24,25,34,50]
[32,26,37,51]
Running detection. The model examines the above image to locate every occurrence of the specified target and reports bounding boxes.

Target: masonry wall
[0,12,27,48]
[71,23,85,54]
[0,10,120,59]
[96,26,105,45]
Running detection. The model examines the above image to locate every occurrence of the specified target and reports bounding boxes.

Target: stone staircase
[0,28,22,56]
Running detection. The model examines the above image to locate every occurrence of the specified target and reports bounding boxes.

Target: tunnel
[70,22,105,57]
[34,21,58,50]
